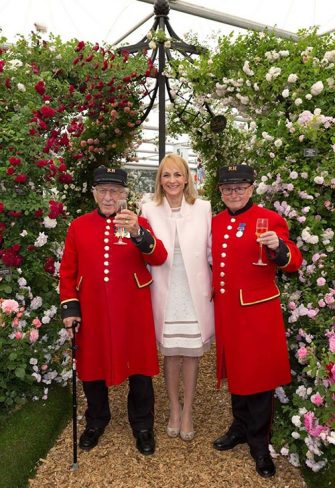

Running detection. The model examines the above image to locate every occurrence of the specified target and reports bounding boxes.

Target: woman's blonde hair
[153,153,197,205]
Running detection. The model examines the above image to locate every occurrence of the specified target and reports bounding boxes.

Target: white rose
[310,81,324,96]
[288,73,298,83]
[305,94,312,100]
[282,88,290,98]
[274,138,283,148]
[290,171,298,179]
[295,98,302,106]
[314,176,324,184]
[17,83,26,92]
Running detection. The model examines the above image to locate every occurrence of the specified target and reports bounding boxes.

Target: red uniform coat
[212,204,302,395]
[60,210,167,386]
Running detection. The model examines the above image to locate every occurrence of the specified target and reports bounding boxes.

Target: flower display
[168,28,335,471]
[0,32,149,410]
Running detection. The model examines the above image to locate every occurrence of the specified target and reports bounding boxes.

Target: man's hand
[63,317,81,339]
[113,209,140,237]
[257,231,279,250]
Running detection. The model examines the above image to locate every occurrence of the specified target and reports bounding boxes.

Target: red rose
[58,163,67,172]
[68,84,75,94]
[75,41,85,52]
[44,257,55,274]
[39,105,57,118]
[58,173,73,184]
[9,156,21,166]
[0,202,4,212]
[5,77,11,88]
[35,80,46,95]
[48,200,64,219]
[0,60,5,72]
[38,119,48,130]
[34,209,44,218]
[31,62,40,74]
[6,167,15,175]
[27,245,36,252]
[7,211,22,218]
[15,174,28,183]
[36,159,49,167]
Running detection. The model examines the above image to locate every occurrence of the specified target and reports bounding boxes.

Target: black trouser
[82,375,154,434]
[229,390,274,458]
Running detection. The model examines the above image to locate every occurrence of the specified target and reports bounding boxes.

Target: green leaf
[15,368,26,380]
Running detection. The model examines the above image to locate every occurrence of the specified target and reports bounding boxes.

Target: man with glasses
[60,165,167,456]
[211,164,302,478]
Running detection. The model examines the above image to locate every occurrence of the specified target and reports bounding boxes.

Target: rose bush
[0,32,149,410]
[168,28,335,471]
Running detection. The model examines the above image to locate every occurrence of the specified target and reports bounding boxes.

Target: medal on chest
[236,223,246,238]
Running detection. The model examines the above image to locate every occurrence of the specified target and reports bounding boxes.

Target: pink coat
[141,197,214,344]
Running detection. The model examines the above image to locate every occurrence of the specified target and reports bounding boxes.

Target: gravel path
[29,349,305,488]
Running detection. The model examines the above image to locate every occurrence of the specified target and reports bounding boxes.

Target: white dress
[159,207,211,357]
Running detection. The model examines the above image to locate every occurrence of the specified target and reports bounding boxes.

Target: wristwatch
[132,226,145,241]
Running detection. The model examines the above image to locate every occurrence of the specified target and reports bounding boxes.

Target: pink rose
[297,346,308,361]
[329,336,335,353]
[317,277,326,286]
[310,393,324,406]
[288,301,297,310]
[1,299,19,314]
[32,318,42,328]
[15,331,23,340]
[29,329,39,343]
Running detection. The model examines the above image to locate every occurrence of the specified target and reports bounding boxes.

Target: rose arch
[167,28,335,471]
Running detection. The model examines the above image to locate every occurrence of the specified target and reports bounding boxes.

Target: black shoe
[79,426,105,451]
[213,432,246,451]
[255,454,276,478]
[135,429,155,455]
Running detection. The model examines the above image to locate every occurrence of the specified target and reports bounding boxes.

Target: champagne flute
[114,199,127,246]
[252,218,269,266]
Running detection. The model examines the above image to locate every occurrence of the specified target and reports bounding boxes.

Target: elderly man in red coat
[60,165,167,455]
[212,164,302,478]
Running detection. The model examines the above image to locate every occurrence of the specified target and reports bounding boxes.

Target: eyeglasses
[94,187,126,197]
[219,184,252,196]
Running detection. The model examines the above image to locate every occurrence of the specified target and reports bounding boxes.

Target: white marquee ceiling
[1,0,335,47]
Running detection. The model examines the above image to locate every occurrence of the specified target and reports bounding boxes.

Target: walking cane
[70,319,79,471]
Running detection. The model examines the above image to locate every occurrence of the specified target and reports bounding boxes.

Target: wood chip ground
[29,348,305,488]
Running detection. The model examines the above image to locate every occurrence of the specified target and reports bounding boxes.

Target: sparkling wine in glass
[253,218,269,266]
[114,199,127,246]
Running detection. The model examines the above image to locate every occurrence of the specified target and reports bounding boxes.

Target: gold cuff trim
[75,276,83,291]
[133,273,153,289]
[61,298,80,305]
[239,287,280,306]
[279,248,292,270]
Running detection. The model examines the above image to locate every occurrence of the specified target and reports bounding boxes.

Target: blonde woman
[141,153,214,441]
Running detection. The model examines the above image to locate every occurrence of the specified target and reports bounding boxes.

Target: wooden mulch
[29,348,306,488]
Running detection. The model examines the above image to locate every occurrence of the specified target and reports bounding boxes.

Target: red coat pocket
[239,282,280,306]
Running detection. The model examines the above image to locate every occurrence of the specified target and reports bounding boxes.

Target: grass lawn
[0,385,71,488]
